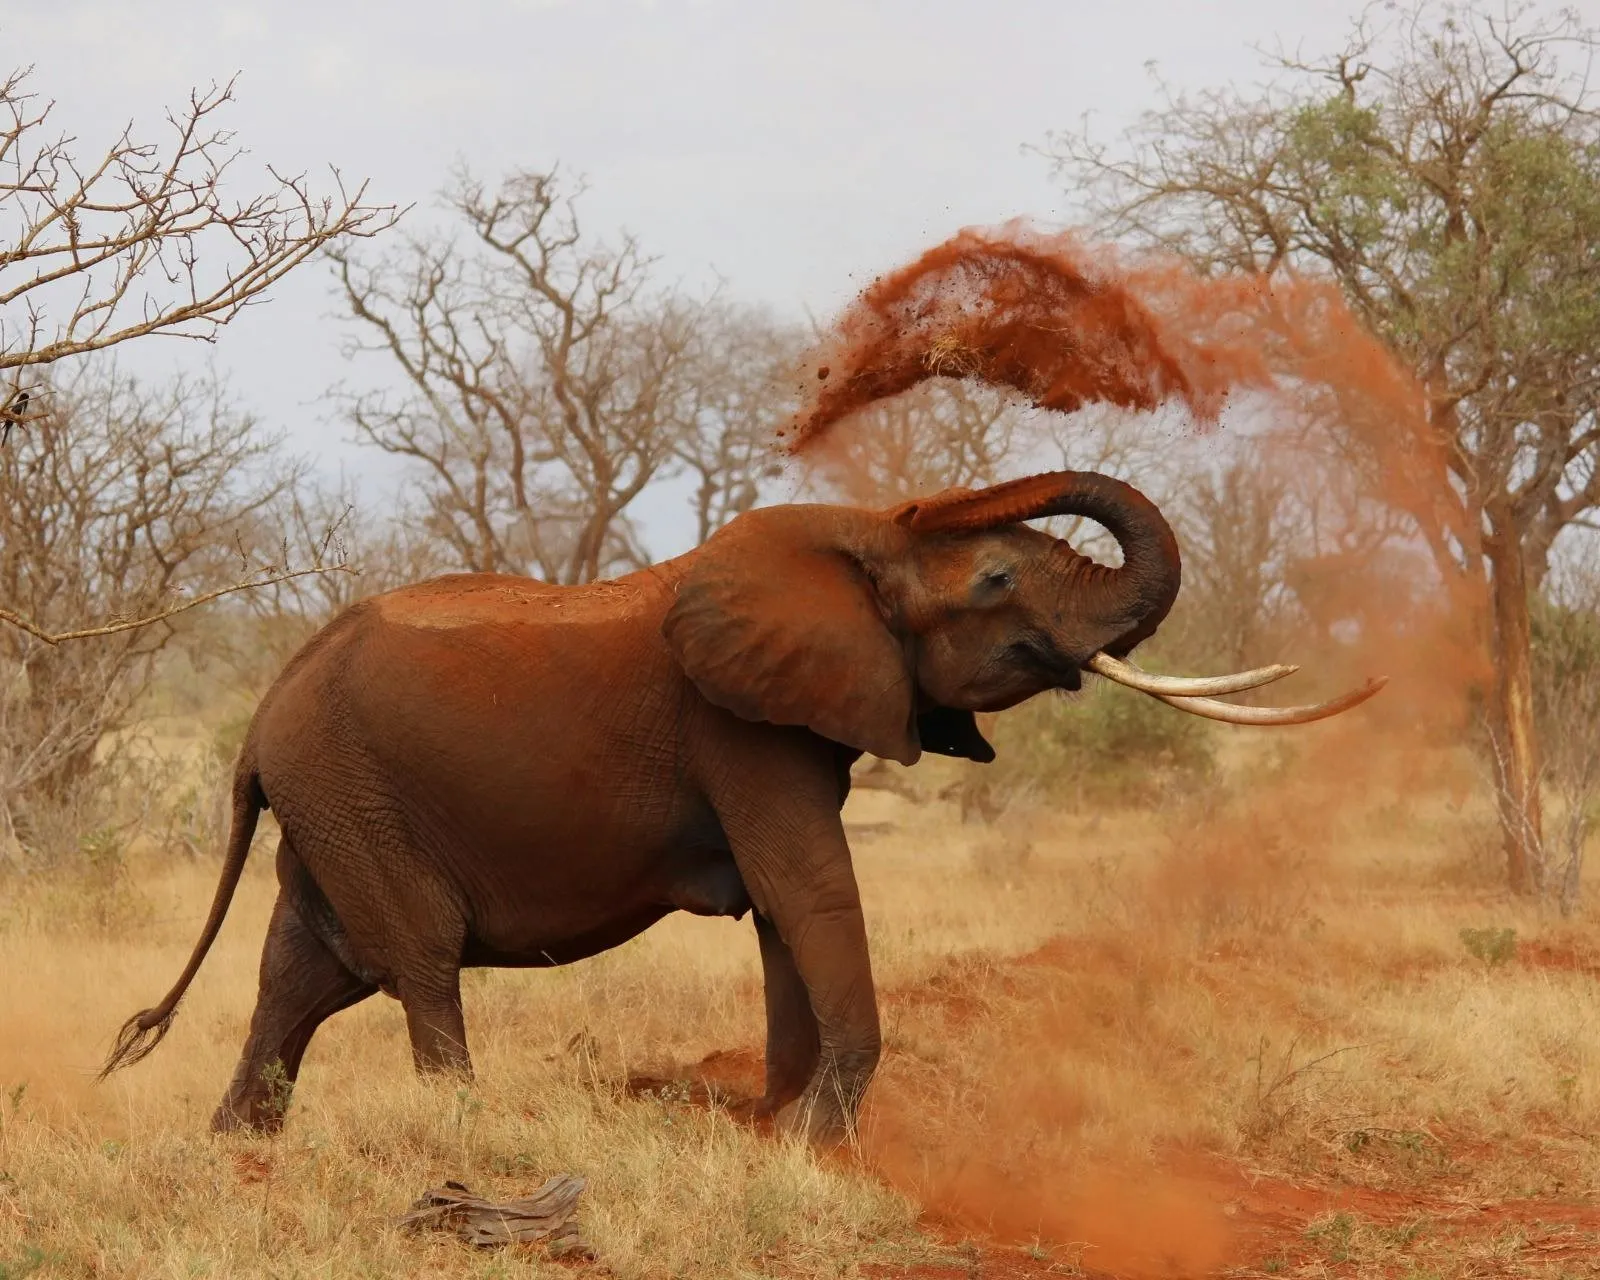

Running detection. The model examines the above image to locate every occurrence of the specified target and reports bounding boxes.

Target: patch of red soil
[626,945,1600,1276]
[862,1247,1100,1279]
[851,1148,1600,1278]
[885,955,1007,1030]
[1167,1151,1600,1270]
[1519,939,1600,979]
[622,1046,768,1123]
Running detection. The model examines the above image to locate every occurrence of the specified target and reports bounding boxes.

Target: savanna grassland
[2,688,1599,1280]
[9,6,1600,1277]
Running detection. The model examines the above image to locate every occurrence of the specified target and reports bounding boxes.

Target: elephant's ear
[663,507,920,766]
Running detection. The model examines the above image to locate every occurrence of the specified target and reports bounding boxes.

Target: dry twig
[397,1176,590,1254]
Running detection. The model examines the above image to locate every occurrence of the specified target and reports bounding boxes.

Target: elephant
[101,469,1380,1143]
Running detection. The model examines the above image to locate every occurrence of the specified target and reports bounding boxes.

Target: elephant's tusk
[1148,676,1390,726]
[1086,651,1299,697]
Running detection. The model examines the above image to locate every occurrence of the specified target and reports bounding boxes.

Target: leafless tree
[335,167,792,584]
[0,370,339,862]
[0,65,396,647]
[673,304,803,545]
[804,379,1027,507]
[1,67,394,379]
[1168,455,1295,672]
[198,479,456,692]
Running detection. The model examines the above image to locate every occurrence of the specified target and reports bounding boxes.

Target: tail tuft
[99,1006,179,1080]
[96,771,263,1087]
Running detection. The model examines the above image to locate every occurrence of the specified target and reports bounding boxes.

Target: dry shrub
[1144,803,1320,948]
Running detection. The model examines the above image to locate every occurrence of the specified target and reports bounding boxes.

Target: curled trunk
[893,469,1183,647]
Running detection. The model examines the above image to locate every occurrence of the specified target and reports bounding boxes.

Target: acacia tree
[1043,2,1600,893]
[334,168,793,583]
[0,66,395,644]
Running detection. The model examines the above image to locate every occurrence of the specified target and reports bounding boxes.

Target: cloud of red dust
[783,223,1494,1271]
[785,219,1488,741]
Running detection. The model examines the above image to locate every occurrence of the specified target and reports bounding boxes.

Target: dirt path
[621,936,1600,1279]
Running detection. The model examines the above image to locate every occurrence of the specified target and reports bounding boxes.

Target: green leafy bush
[1459,926,1517,968]
[986,680,1216,809]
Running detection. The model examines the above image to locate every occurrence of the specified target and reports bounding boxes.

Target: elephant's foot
[772,1054,877,1146]
[774,1093,853,1147]
[754,1064,812,1122]
[210,1055,298,1135]
[752,1093,786,1121]
[210,1092,288,1136]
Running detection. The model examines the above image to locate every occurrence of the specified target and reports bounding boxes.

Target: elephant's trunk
[892,469,1182,652]
[1043,472,1182,654]
[890,470,1388,726]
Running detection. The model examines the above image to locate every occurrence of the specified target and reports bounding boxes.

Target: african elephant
[101,470,1378,1143]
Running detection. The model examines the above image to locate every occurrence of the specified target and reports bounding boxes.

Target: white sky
[7,0,1537,555]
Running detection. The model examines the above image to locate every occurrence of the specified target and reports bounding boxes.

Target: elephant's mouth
[1006,638,1083,692]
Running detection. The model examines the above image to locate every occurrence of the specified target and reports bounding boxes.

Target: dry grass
[2,736,1600,1278]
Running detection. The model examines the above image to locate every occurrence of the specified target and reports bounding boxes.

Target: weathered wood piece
[398,1175,590,1255]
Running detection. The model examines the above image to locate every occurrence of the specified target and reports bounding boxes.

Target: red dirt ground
[621,942,1600,1279]
[627,1043,1600,1278]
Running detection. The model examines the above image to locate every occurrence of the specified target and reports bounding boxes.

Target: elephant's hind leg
[396,963,471,1077]
[377,874,472,1077]
[212,890,376,1134]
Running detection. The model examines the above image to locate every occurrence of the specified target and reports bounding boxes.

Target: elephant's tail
[99,770,265,1079]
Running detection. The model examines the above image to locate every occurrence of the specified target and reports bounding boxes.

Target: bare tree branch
[334,167,798,583]
[0,67,400,402]
[0,563,353,646]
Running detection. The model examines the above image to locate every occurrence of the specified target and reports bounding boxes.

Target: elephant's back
[246,568,722,952]
[253,568,691,831]
[368,572,661,632]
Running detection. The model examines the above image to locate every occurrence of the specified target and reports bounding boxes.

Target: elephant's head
[663,471,1382,766]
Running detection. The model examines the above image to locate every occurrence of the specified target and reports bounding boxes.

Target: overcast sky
[5,0,1502,554]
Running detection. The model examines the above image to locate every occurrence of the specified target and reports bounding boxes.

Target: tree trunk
[1485,532,1543,894]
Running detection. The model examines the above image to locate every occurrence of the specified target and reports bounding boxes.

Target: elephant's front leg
[770,874,881,1143]
[753,911,821,1117]
[724,774,882,1144]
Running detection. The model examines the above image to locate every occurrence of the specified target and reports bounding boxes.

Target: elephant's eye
[981,569,1013,591]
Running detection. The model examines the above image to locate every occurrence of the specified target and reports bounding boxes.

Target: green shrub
[986,681,1216,809]
[1458,926,1517,968]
